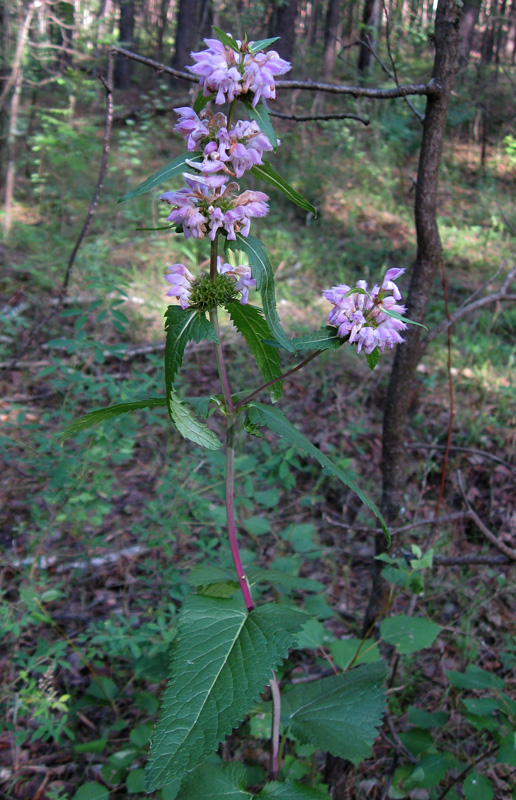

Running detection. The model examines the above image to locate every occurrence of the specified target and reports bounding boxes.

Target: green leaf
[247,403,390,541]
[249,37,280,53]
[72,784,109,800]
[118,152,202,202]
[381,307,428,330]
[380,615,441,655]
[165,306,218,393]
[446,665,505,691]
[126,768,146,794]
[213,27,241,53]
[227,302,283,402]
[256,781,329,799]
[329,638,380,670]
[226,235,294,352]
[193,91,215,113]
[247,568,324,593]
[266,328,343,353]
[405,752,452,789]
[280,662,387,765]
[74,738,108,754]
[463,773,494,800]
[250,162,316,216]
[366,348,380,371]
[243,100,278,150]
[168,391,222,449]
[408,707,448,729]
[497,732,516,766]
[179,762,252,800]
[145,595,306,793]
[60,398,166,443]
[295,619,336,650]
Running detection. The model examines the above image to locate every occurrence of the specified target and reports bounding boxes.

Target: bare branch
[269,109,370,125]
[457,470,516,561]
[405,442,515,473]
[111,45,197,83]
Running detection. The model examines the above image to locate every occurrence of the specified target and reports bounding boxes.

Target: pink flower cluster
[160,175,268,241]
[165,258,255,309]
[324,268,407,355]
[188,38,290,107]
[175,108,274,179]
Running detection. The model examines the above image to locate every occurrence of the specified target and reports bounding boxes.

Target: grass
[1,61,516,799]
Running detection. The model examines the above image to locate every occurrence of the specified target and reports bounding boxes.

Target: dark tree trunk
[171,0,200,75]
[199,0,213,40]
[509,0,516,62]
[269,0,299,63]
[481,0,498,63]
[114,0,136,89]
[363,0,461,634]
[324,0,341,78]
[308,0,323,46]
[357,0,377,71]
[155,0,172,63]
[495,0,508,61]
[458,0,481,65]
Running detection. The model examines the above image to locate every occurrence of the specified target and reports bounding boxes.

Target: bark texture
[114,0,136,89]
[270,0,299,63]
[357,0,377,71]
[363,0,461,633]
[171,0,200,75]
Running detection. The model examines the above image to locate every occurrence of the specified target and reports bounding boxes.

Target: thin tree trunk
[171,0,200,73]
[357,0,377,71]
[3,1,37,239]
[458,0,481,65]
[155,0,171,62]
[269,0,299,63]
[363,0,461,634]
[114,0,136,89]
[324,0,341,78]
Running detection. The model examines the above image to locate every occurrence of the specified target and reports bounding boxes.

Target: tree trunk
[171,0,200,73]
[458,0,481,65]
[114,0,136,89]
[508,0,516,62]
[269,0,299,63]
[357,0,377,71]
[155,0,172,62]
[481,0,498,63]
[199,0,213,40]
[324,0,341,78]
[363,0,461,634]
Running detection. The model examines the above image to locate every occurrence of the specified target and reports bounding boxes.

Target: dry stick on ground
[404,443,515,473]
[1,52,115,378]
[457,470,516,561]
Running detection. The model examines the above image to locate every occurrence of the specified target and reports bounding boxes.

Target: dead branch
[111,45,196,83]
[457,470,516,561]
[405,442,515,473]
[269,109,370,125]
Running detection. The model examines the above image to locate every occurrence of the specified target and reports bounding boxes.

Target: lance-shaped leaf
[249,37,280,53]
[213,26,241,53]
[145,595,306,794]
[193,90,215,114]
[226,235,294,353]
[242,100,278,150]
[118,152,202,203]
[226,302,283,402]
[168,391,221,450]
[247,403,390,542]
[266,328,343,353]
[250,162,316,216]
[256,782,330,799]
[280,662,388,765]
[60,398,167,443]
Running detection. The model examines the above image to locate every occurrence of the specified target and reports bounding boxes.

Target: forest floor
[1,72,516,800]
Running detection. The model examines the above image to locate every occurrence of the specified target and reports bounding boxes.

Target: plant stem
[226,416,254,611]
[227,99,237,129]
[233,349,323,413]
[209,238,234,413]
[269,670,281,779]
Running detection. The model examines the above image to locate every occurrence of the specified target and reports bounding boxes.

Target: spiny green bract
[189,273,237,311]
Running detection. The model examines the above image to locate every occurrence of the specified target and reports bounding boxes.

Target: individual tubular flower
[160,176,269,241]
[188,37,290,107]
[165,263,194,309]
[216,257,256,305]
[324,268,407,355]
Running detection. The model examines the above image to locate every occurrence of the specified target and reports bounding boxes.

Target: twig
[435,744,499,800]
[457,470,516,561]
[269,109,370,125]
[404,443,515,473]
[381,2,425,122]
[1,52,115,377]
[111,45,197,82]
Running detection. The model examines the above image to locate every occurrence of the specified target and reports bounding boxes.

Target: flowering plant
[63,28,416,799]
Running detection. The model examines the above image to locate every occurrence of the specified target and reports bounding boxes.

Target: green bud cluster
[189,273,237,311]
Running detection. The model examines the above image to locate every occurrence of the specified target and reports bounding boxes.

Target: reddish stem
[226,417,254,611]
